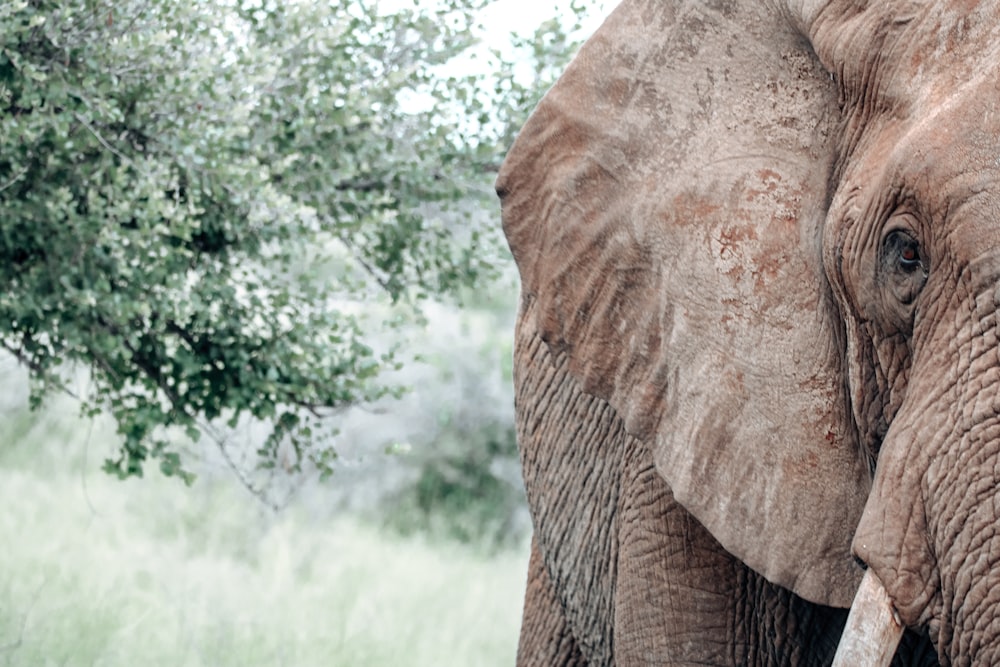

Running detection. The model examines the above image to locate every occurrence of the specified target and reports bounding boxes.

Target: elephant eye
[898,240,921,271]
[885,230,925,274]
[881,229,928,308]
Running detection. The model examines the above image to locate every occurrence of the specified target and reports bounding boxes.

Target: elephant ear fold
[498,0,871,608]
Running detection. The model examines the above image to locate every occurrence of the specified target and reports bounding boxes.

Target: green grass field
[0,399,528,666]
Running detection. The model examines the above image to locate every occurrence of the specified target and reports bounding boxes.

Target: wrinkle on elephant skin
[499,0,1000,665]
[514,302,932,665]
[517,537,588,666]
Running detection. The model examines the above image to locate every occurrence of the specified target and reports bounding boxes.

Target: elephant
[496,1,1000,665]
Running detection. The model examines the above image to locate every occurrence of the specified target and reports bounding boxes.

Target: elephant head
[497,0,1000,663]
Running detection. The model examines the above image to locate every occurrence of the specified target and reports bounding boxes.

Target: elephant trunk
[923,427,1000,666]
[831,570,904,667]
[852,433,1000,663]
[851,309,1000,664]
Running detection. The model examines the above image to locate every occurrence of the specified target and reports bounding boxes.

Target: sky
[477,0,609,81]
[395,0,610,114]
[480,0,611,84]
[478,0,609,49]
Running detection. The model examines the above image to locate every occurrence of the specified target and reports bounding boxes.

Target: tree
[0,0,592,487]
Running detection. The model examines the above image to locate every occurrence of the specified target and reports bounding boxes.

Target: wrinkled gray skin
[498,1,1000,665]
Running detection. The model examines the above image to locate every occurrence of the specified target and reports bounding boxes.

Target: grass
[0,400,529,666]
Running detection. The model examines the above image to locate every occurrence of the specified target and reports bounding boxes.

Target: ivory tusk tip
[831,570,905,667]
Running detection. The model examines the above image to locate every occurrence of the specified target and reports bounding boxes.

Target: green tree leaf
[0,0,594,489]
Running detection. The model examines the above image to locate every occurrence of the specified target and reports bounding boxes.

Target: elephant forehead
[876,78,1000,266]
[835,74,1000,248]
[887,72,1000,181]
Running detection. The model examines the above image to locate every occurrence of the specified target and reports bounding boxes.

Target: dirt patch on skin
[671,192,722,227]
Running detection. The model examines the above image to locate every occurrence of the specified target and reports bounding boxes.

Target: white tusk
[831,569,905,667]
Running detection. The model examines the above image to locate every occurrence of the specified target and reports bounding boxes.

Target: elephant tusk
[831,569,905,667]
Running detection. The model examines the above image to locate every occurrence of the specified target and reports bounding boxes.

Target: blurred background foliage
[0,0,608,663]
[0,0,590,483]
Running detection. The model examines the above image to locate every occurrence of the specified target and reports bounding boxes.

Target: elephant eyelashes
[882,229,928,308]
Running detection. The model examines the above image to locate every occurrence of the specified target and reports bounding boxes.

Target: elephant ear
[497,0,871,608]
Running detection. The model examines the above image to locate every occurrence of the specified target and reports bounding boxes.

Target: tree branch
[73,112,132,164]
[0,166,28,194]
